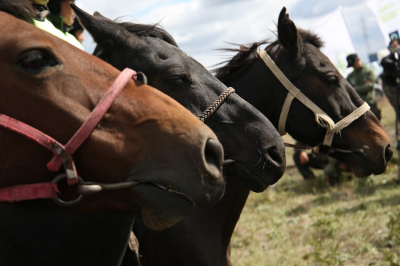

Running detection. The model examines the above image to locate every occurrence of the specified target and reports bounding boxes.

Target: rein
[283,142,362,155]
[0,68,191,206]
[258,50,370,154]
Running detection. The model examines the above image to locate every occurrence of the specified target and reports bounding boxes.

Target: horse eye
[165,75,192,86]
[18,50,59,72]
[326,75,339,85]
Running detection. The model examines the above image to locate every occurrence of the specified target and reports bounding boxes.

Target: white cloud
[76,0,388,68]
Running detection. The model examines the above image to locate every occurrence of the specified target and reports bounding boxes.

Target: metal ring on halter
[51,174,84,206]
[136,71,148,84]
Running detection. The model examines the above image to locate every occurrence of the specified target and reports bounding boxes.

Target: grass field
[231,96,400,266]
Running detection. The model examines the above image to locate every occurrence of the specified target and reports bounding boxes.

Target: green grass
[231,97,400,266]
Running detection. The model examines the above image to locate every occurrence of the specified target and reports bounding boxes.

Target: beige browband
[258,49,370,147]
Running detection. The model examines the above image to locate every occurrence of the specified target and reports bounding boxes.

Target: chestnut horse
[128,7,393,266]
[0,6,226,266]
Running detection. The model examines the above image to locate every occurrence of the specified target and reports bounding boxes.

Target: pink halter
[0,68,138,203]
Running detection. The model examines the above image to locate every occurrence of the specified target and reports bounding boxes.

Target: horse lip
[224,160,271,189]
[352,163,372,177]
[352,152,385,177]
[124,174,195,203]
[226,154,283,178]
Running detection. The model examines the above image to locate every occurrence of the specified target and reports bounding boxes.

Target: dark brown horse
[216,8,392,176]
[0,6,227,265]
[129,7,394,266]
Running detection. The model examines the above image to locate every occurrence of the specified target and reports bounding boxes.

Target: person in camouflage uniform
[346,53,381,121]
[380,39,400,121]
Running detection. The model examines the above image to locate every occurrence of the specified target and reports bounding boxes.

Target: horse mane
[0,0,34,24]
[118,21,179,47]
[214,29,324,82]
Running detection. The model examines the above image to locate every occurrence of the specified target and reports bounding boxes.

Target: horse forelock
[298,29,324,49]
[214,28,324,81]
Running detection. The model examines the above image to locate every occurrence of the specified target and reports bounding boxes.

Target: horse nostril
[385,144,393,164]
[262,145,286,180]
[204,138,224,180]
[265,146,284,167]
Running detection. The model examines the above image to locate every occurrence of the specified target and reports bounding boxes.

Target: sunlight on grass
[231,96,400,266]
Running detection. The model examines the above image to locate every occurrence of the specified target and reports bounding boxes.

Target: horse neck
[135,174,250,266]
[0,204,134,266]
[216,174,250,243]
[220,59,285,129]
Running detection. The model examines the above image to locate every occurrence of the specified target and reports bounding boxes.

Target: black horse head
[73,4,287,192]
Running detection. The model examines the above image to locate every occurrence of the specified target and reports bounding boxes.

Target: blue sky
[75,0,388,68]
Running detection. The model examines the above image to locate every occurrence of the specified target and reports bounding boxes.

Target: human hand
[299,151,309,164]
[338,163,347,171]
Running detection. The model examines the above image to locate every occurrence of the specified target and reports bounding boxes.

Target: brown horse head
[72,4,287,193]
[215,7,392,177]
[0,11,226,230]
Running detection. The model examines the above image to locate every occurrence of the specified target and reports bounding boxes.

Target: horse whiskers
[251,156,263,167]
[150,182,194,203]
[262,161,267,174]
[257,147,265,157]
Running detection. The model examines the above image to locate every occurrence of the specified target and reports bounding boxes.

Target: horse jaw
[130,184,195,230]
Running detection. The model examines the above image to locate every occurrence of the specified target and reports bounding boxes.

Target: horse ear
[93,11,107,18]
[70,3,137,47]
[277,7,302,56]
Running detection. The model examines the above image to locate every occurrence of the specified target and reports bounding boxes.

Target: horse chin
[338,153,385,178]
[350,156,382,177]
[224,162,277,192]
[129,184,195,230]
[351,166,371,178]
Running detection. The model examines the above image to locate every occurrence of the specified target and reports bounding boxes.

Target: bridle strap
[258,49,370,147]
[0,68,137,202]
[47,68,138,178]
[0,183,59,202]
[323,102,370,146]
[278,93,295,135]
[123,70,235,123]
[197,87,235,122]
[0,114,79,185]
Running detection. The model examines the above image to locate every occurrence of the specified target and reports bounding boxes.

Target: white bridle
[258,49,370,148]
